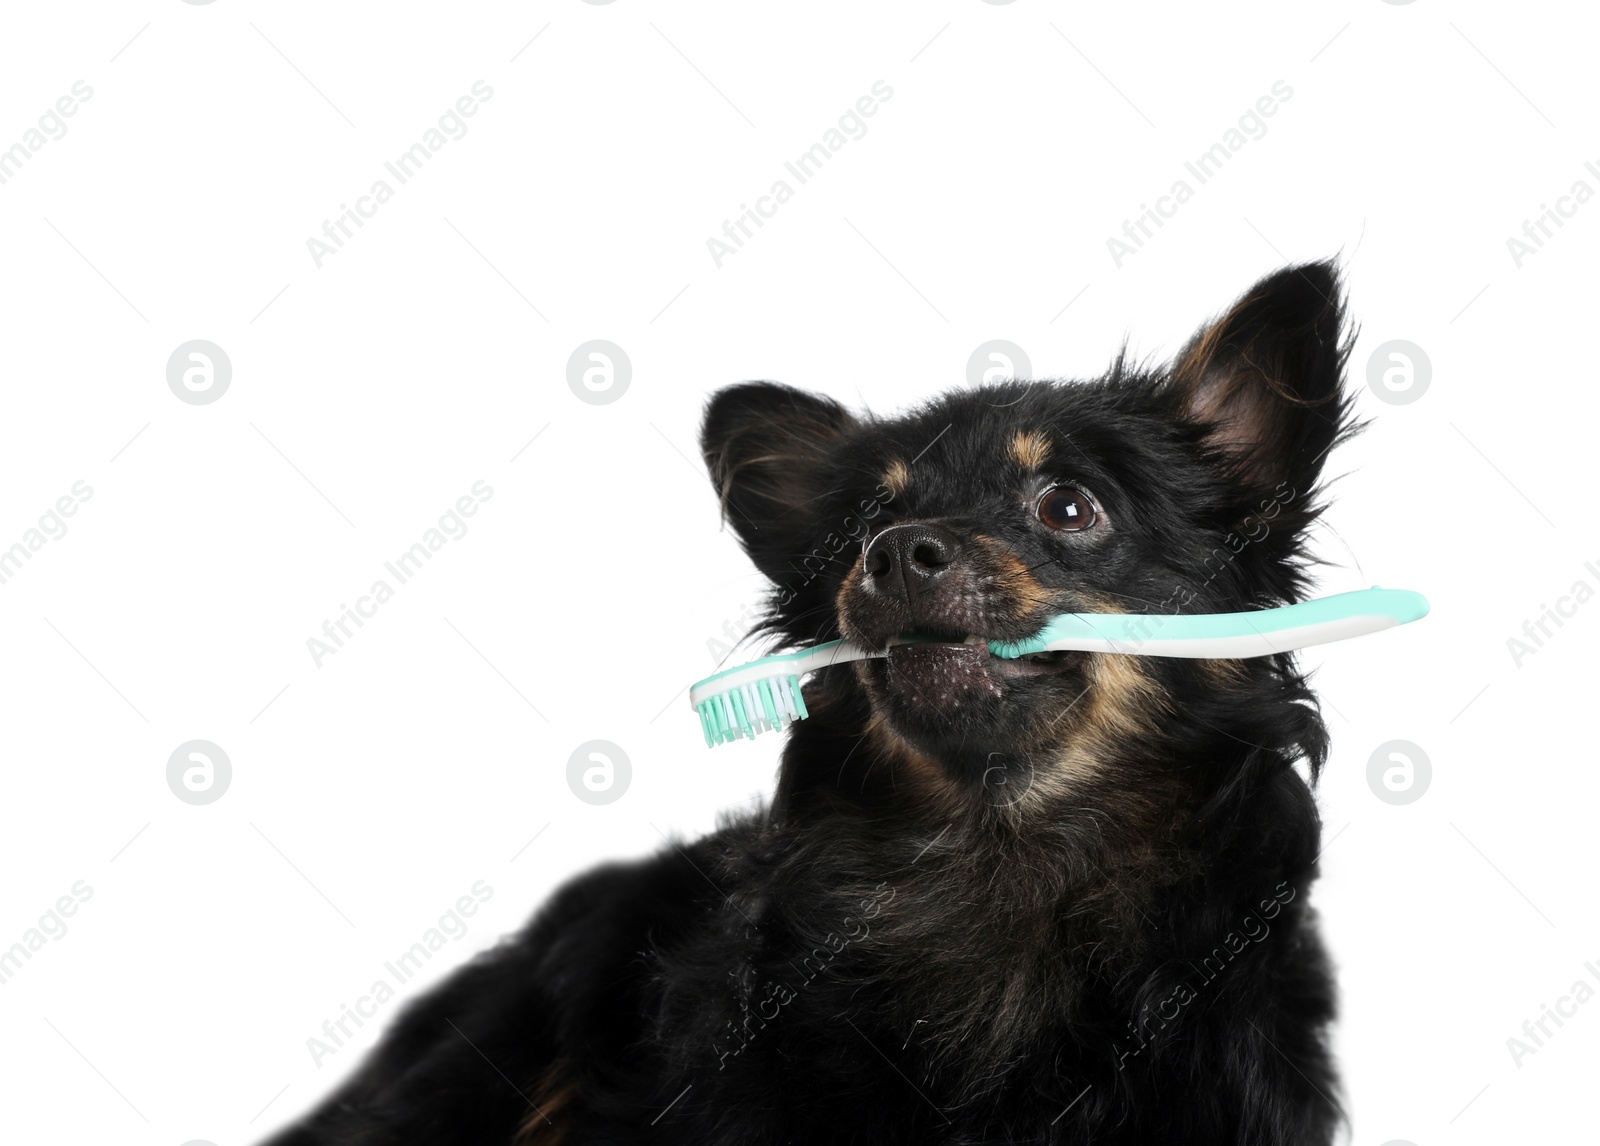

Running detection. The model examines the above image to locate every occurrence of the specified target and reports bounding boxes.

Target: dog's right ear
[701,382,857,587]
[1167,260,1354,502]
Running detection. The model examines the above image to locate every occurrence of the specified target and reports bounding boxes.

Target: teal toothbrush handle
[988,587,1429,660]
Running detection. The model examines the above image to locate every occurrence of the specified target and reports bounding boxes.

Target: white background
[0,2,1594,1143]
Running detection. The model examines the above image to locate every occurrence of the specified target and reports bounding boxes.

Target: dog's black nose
[863,523,962,598]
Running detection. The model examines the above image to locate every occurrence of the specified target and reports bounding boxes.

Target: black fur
[266,261,1359,1145]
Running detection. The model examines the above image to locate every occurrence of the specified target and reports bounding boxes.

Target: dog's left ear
[701,381,857,587]
[1167,261,1354,498]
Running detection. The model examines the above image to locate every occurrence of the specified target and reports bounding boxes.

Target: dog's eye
[1035,486,1096,532]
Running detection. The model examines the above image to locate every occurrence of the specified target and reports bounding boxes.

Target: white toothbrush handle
[688,641,880,708]
[1037,612,1407,659]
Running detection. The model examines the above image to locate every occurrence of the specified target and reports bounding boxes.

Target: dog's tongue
[885,644,1002,707]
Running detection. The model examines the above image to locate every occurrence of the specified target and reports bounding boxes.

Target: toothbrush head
[694,672,808,747]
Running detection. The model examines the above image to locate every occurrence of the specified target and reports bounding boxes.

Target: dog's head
[701,263,1354,810]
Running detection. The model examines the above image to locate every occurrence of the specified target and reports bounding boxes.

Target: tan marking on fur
[1080,654,1166,746]
[1008,429,1052,471]
[861,703,964,808]
[1175,298,1327,414]
[1173,296,1251,397]
[1171,291,1334,481]
[1199,657,1246,686]
[1014,649,1168,815]
[972,537,1054,613]
[882,457,911,497]
[835,564,867,643]
[512,1066,574,1145]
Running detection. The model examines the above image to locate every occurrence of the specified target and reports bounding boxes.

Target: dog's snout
[863,523,962,598]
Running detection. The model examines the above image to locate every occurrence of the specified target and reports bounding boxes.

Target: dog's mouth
[836,544,1096,733]
[847,617,1097,772]
[867,638,1085,752]
[875,629,1086,716]
[892,628,1083,678]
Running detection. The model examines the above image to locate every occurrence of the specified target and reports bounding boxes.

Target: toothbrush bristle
[697,673,806,747]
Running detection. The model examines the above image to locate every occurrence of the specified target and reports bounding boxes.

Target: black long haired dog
[269,261,1357,1145]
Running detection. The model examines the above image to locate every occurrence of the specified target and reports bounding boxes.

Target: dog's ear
[701,382,857,586]
[1167,261,1354,499]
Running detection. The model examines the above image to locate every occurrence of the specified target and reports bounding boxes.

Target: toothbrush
[688,586,1428,747]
